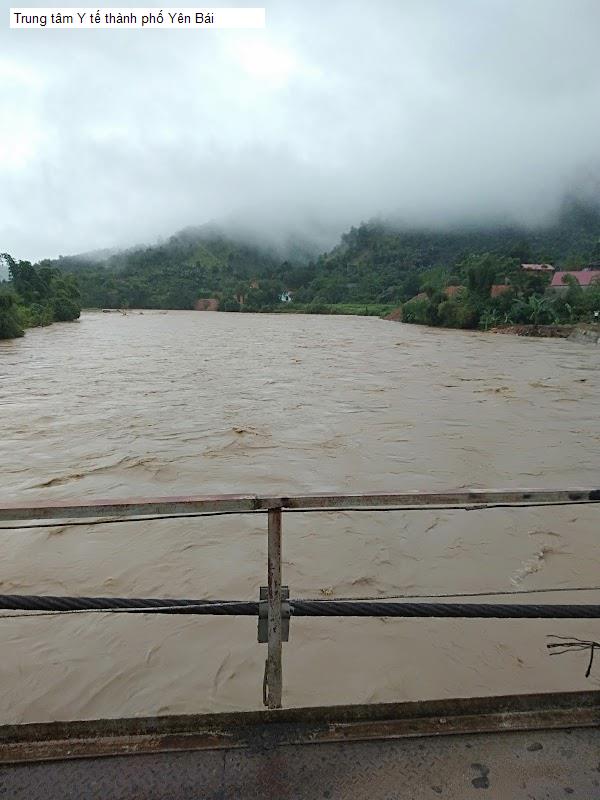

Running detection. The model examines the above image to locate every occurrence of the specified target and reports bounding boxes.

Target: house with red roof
[550,270,600,291]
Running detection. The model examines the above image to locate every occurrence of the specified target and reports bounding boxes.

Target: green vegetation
[3,196,600,335]
[0,293,24,339]
[399,252,600,331]
[49,228,305,312]
[0,253,81,339]
[39,196,600,319]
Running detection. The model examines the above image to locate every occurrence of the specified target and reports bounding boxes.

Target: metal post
[266,507,283,709]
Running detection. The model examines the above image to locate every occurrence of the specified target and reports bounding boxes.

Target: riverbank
[491,323,600,343]
[271,302,395,317]
[384,315,600,343]
[84,307,600,346]
[84,303,396,317]
[489,324,574,338]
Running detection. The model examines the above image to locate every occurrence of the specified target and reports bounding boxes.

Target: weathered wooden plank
[266,507,283,709]
[0,488,598,522]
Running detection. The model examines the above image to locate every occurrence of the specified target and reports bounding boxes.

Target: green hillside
[48,226,318,311]
[4,196,599,321]
[308,197,600,306]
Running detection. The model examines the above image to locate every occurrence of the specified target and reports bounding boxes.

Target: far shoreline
[386,317,600,343]
[81,308,600,344]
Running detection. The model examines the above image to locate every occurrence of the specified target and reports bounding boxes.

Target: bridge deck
[1,691,599,799]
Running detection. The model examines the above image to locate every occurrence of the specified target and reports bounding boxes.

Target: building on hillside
[194,298,219,311]
[280,290,294,303]
[521,263,555,272]
[408,292,429,302]
[443,285,465,298]
[550,270,600,291]
[490,284,512,298]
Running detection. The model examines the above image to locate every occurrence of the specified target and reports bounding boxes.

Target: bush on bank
[0,293,24,339]
[0,253,82,340]
[398,253,600,331]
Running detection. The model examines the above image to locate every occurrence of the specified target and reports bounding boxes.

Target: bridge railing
[0,487,599,709]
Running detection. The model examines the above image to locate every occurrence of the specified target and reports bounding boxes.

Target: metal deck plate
[1,691,599,799]
[1,726,600,799]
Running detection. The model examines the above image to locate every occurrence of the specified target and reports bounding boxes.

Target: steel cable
[2,595,600,618]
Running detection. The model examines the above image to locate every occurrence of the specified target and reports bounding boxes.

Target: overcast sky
[2,0,600,262]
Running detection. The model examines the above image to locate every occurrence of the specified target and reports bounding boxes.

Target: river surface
[1,311,599,723]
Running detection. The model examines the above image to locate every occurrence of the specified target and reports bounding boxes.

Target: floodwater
[0,311,599,723]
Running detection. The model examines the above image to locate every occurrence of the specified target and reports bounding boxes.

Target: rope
[2,595,600,618]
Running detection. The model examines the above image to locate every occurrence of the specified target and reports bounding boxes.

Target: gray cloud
[2,0,600,261]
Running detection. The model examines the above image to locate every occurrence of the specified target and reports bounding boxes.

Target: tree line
[39,196,600,315]
[0,254,81,339]
[400,253,600,330]
[2,195,600,337]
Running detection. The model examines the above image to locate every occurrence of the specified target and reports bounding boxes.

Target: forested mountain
[47,226,320,311]
[33,196,600,313]
[310,197,600,305]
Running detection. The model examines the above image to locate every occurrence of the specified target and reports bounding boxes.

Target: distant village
[409,263,600,306]
[192,263,600,313]
[505,263,600,292]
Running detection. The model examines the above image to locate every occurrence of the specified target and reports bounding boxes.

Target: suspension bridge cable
[1,595,600,618]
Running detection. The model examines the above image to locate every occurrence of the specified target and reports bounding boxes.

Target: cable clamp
[257,586,290,643]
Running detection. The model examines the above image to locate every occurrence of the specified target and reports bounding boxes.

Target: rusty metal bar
[1,690,599,764]
[266,507,283,709]
[0,488,599,522]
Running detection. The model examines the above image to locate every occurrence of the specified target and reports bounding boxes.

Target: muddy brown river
[0,311,599,723]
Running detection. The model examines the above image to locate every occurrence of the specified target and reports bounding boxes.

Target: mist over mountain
[2,1,600,262]
[31,194,598,312]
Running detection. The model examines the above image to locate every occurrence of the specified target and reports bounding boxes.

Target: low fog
[2,0,600,262]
